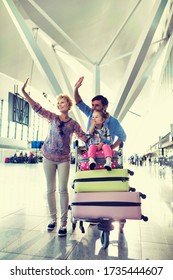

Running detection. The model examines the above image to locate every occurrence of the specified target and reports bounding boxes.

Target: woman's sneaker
[58,226,67,236]
[47,220,57,231]
[89,158,96,170]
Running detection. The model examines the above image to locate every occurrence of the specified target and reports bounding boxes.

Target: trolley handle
[119,141,124,148]
[74,140,87,172]
[74,140,79,148]
[74,140,79,172]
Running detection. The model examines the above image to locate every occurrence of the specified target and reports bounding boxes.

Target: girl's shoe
[89,158,96,170]
[104,158,112,171]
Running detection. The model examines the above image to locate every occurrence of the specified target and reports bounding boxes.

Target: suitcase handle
[73,177,129,183]
[72,201,141,207]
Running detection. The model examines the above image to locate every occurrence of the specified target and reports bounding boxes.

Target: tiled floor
[0,161,173,260]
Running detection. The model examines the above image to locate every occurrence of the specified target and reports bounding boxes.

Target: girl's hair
[57,94,73,110]
[93,110,109,120]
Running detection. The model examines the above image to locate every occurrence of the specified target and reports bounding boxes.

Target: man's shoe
[58,227,67,236]
[47,220,57,231]
[89,158,96,170]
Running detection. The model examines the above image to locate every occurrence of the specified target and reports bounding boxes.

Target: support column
[93,64,100,96]
[0,99,4,137]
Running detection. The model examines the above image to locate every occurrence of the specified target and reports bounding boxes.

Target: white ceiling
[1,0,173,155]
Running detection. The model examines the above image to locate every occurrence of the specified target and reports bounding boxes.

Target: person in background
[21,78,88,237]
[74,76,126,149]
[87,110,113,171]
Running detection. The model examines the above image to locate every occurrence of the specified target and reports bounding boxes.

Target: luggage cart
[70,140,148,249]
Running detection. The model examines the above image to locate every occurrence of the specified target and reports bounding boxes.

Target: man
[74,76,126,149]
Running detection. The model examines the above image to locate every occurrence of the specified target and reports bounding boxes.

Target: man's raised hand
[74,76,84,89]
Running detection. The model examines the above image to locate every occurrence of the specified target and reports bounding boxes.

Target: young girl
[21,78,88,236]
[87,110,113,171]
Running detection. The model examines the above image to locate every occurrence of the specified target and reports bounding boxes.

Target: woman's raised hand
[21,78,29,94]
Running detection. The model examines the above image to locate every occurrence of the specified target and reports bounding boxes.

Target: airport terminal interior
[0,0,173,260]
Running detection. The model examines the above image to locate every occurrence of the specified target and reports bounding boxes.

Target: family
[21,76,126,236]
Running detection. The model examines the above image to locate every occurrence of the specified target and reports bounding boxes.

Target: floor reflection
[0,162,173,259]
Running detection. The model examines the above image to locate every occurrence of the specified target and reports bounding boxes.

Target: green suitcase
[73,169,131,192]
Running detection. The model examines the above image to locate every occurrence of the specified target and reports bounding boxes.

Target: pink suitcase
[4,157,10,163]
[71,191,148,221]
[79,150,119,170]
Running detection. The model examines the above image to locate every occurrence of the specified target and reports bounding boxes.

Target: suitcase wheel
[100,231,110,249]
[139,192,147,199]
[141,215,148,222]
[129,187,136,192]
[128,169,134,176]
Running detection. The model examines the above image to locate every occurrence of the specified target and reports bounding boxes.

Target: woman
[21,78,88,236]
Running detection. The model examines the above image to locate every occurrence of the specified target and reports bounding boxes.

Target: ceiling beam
[111,0,168,119]
[2,0,63,98]
[52,46,86,128]
[151,30,173,94]
[27,0,94,65]
[118,39,168,122]
[98,0,142,65]
[118,5,173,122]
